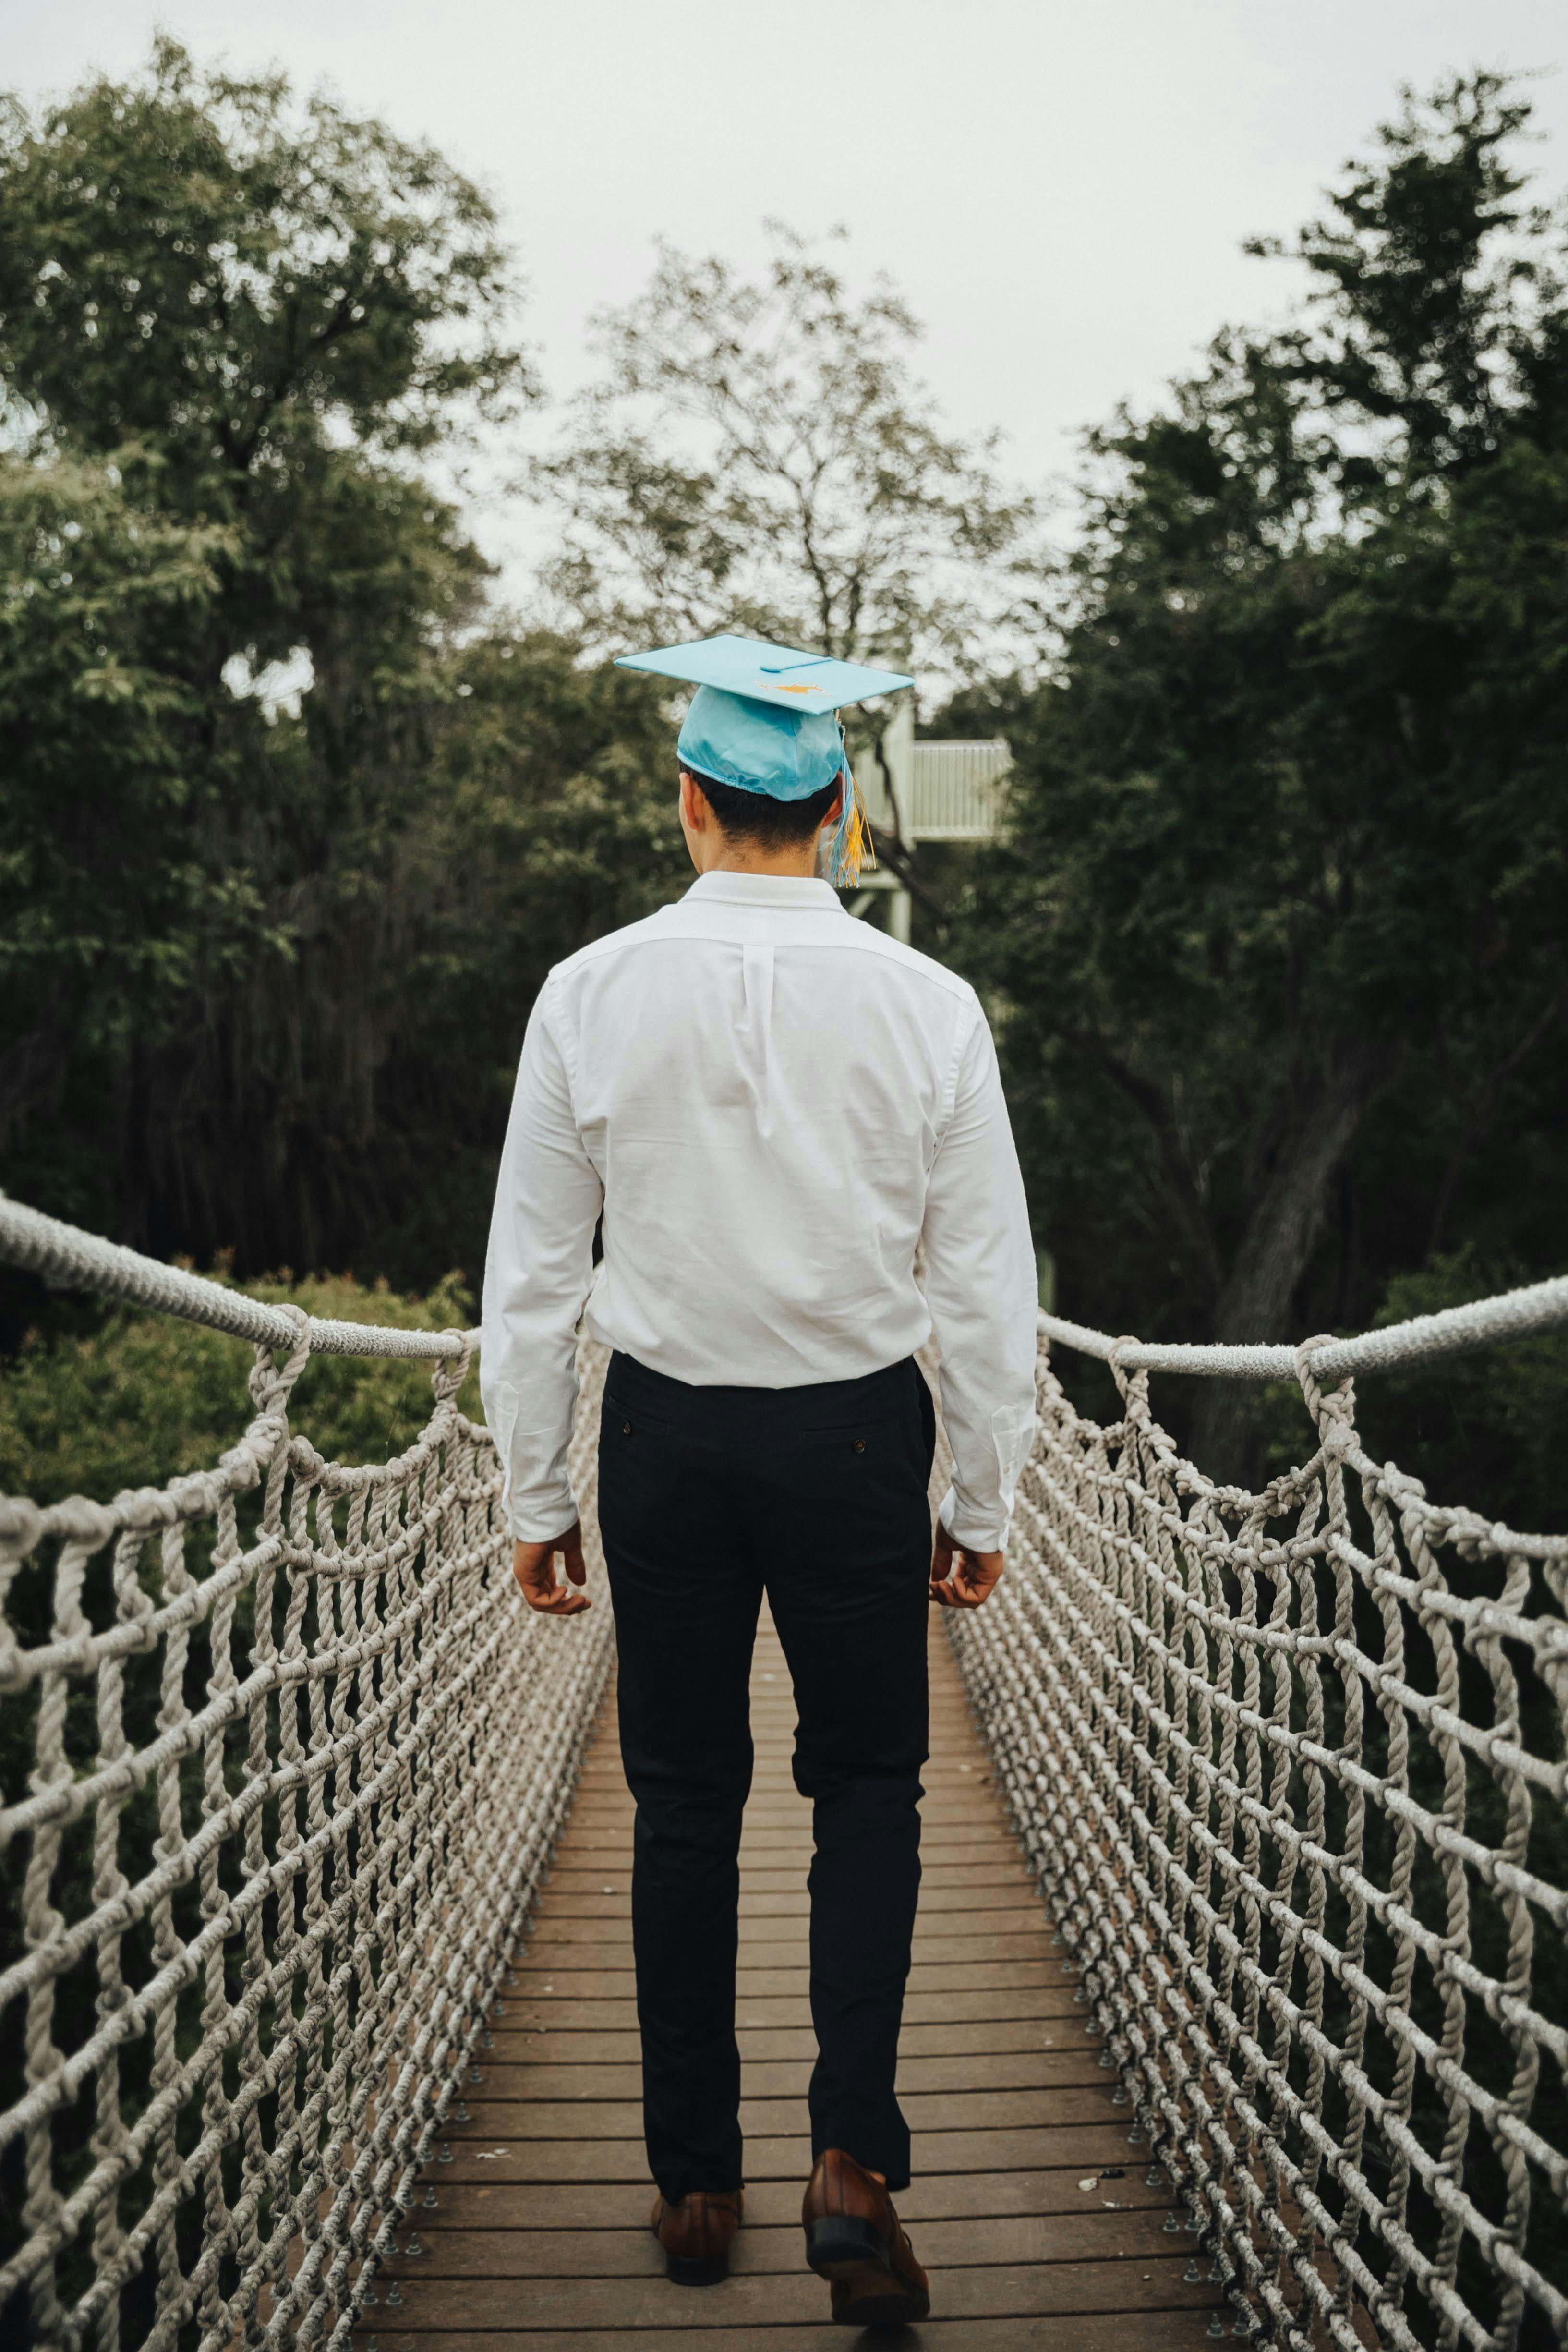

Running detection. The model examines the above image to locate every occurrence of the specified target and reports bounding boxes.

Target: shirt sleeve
[480,981,604,1541]
[920,1001,1040,1552]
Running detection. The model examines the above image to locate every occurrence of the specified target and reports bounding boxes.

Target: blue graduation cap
[617,632,913,719]
[615,633,913,885]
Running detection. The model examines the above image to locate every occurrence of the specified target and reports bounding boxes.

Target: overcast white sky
[7,0,1567,593]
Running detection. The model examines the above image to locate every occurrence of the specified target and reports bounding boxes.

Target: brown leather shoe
[650,2187,743,2285]
[801,2149,931,2327]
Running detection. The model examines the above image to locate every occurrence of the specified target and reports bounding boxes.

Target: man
[481,633,1037,2328]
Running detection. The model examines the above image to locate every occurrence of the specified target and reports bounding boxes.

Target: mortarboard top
[615,632,913,716]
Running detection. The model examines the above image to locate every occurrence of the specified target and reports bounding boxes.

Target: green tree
[0,444,250,1179]
[0,41,689,1294]
[0,36,525,506]
[534,223,1032,676]
[955,73,1568,1474]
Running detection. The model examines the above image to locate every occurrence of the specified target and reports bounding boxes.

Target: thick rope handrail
[1042,1267,1568,1382]
[5,1190,1564,1381]
[0,1194,480,1360]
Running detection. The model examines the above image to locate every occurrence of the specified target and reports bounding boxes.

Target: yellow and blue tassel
[825,754,877,890]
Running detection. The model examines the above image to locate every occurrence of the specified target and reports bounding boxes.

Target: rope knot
[430,1331,473,1405]
[0,1497,47,1569]
[1295,1333,1354,1445]
[1107,1336,1150,1416]
[248,1304,312,1417]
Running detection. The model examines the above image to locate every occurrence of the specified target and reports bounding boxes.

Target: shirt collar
[683,871,843,911]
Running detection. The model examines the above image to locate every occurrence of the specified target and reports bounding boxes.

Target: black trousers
[596,1348,936,2203]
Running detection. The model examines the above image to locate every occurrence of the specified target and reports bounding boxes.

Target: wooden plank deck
[359,1609,1221,2347]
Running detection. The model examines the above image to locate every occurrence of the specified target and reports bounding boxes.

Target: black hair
[681,764,840,850]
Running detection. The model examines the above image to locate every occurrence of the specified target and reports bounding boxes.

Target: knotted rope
[2,1199,1566,2348]
[947,1330,1568,2350]
[0,1258,612,2351]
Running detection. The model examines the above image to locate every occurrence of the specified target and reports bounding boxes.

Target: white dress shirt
[481,871,1038,1550]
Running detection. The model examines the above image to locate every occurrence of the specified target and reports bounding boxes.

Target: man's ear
[680,768,713,821]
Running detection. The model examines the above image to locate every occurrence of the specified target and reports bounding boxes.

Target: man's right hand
[929,1524,1005,1609]
[513,1524,591,1616]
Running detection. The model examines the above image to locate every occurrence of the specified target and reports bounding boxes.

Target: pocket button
[622,1421,632,1436]
[853,1438,866,1453]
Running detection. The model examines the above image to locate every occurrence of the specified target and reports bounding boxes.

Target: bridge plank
[524,1920,1053,1957]
[366,2317,1217,2351]
[455,2051,1109,2098]
[498,1984,1087,2028]
[556,1837,1027,1863]
[441,2089,1130,2138]
[366,2255,1217,2328]
[424,2127,1166,2180]
[505,1959,1067,1997]
[541,1879,1037,1913]
[537,1899,1049,1932]
[386,2208,1189,2275]
[396,2168,1174,2231]
[487,2017,1088,2062]
[360,1611,1212,2346]
[545,1857,1031,1883]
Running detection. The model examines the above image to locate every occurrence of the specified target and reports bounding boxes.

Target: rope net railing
[0,1224,614,2352]
[2,1199,1567,2350]
[949,1323,1568,2352]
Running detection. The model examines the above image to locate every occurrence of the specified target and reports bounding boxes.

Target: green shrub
[0,1266,484,1511]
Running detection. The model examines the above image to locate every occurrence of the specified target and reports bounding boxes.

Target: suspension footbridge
[2,1193,1566,2350]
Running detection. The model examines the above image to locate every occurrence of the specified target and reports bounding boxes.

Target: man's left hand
[513,1524,591,1616]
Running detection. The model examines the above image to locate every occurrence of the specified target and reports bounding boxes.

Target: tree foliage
[952,74,1568,1473]
[0,42,688,1296]
[0,447,249,1152]
[3,46,1565,1528]
[534,223,1032,675]
[0,35,528,478]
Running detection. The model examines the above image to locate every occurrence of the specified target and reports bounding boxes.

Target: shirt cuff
[509,1488,581,1544]
[937,1484,1010,1554]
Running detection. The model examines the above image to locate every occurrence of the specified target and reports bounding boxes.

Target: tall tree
[0,41,690,1289]
[955,73,1568,1473]
[534,223,1032,677]
[0,447,249,1179]
[0,36,526,496]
